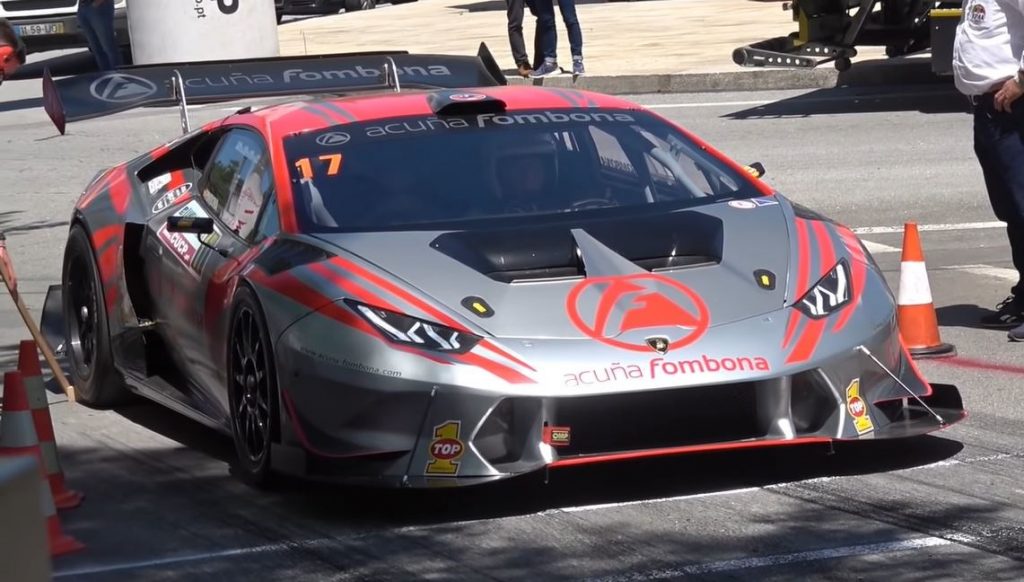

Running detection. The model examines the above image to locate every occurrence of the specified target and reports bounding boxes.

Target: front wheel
[227,286,280,488]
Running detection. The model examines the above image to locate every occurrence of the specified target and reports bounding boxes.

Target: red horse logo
[568,274,710,352]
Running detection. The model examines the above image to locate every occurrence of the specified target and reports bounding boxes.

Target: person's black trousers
[972,91,1024,302]
[506,0,530,67]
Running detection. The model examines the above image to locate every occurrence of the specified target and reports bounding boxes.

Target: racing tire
[61,223,131,407]
[226,286,281,488]
[344,0,376,11]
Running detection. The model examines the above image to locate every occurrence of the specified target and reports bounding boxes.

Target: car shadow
[105,395,965,529]
[723,82,968,119]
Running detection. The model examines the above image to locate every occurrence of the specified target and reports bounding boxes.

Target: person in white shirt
[952,0,1024,337]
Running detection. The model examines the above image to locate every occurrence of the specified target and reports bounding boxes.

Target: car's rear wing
[42,42,508,135]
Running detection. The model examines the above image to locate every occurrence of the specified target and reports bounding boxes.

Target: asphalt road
[0,56,1022,580]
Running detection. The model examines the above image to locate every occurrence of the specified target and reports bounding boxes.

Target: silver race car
[41,48,966,488]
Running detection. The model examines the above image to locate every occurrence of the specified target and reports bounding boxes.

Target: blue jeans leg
[556,0,582,58]
[78,1,120,70]
[973,94,1024,299]
[532,0,557,61]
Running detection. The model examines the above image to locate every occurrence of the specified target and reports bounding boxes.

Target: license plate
[17,22,64,36]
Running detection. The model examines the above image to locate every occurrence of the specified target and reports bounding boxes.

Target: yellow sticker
[425,420,465,475]
[845,379,874,435]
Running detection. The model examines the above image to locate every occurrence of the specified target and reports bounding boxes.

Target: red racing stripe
[782,218,812,349]
[786,221,834,365]
[90,224,121,252]
[329,256,536,373]
[833,227,868,332]
[250,267,451,365]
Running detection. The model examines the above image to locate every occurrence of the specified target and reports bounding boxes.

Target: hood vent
[430,211,723,283]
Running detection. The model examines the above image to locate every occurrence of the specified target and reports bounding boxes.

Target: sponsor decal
[450,93,487,102]
[563,355,771,387]
[152,182,193,214]
[846,379,874,435]
[751,197,779,207]
[194,0,239,18]
[425,421,464,476]
[728,200,756,209]
[461,296,494,318]
[147,173,172,195]
[158,224,198,266]
[315,131,350,147]
[567,274,710,353]
[90,73,157,103]
[968,2,985,24]
[298,346,402,377]
[360,111,636,138]
[754,269,776,290]
[543,426,571,446]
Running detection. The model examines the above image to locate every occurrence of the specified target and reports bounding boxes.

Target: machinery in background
[733,0,963,75]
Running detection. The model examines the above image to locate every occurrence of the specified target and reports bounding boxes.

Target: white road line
[557,487,762,513]
[851,221,1005,235]
[947,264,1019,282]
[861,240,901,255]
[53,540,321,578]
[586,537,954,581]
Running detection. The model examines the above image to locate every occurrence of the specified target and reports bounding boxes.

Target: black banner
[43,43,507,135]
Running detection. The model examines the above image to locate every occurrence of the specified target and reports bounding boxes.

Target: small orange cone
[19,339,84,510]
[897,222,956,359]
[0,371,85,557]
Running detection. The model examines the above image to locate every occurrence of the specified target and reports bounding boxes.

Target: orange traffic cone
[897,222,956,359]
[19,339,84,510]
[0,371,85,557]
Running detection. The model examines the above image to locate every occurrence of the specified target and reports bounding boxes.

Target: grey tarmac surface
[0,54,1022,580]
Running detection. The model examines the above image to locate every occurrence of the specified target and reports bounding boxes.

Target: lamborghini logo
[645,336,670,354]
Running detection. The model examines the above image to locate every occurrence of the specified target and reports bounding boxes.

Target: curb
[504,58,950,95]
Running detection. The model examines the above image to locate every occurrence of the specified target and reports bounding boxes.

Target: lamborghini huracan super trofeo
[44,51,965,487]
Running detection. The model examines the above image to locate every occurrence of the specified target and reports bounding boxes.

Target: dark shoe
[571,58,585,76]
[1009,321,1024,341]
[981,295,1024,328]
[517,63,533,78]
[530,61,560,78]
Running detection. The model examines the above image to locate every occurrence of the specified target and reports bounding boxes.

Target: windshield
[283,108,762,232]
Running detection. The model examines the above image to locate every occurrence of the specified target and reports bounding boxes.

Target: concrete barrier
[0,456,51,581]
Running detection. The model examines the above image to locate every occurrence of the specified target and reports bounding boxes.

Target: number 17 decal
[295,153,343,180]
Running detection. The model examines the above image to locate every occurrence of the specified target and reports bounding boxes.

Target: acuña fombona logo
[282,65,452,82]
[176,65,454,90]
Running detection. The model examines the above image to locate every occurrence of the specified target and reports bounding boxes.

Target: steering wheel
[571,198,615,211]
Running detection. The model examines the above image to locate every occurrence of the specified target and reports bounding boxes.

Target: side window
[253,193,280,243]
[201,129,273,241]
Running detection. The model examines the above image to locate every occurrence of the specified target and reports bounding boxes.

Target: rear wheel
[227,286,280,487]
[61,224,130,407]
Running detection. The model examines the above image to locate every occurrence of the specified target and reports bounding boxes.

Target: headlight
[795,259,851,318]
[346,300,481,354]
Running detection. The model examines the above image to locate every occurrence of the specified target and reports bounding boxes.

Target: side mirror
[744,162,766,179]
[166,215,214,235]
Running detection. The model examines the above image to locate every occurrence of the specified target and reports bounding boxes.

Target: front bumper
[7,8,129,53]
[270,321,966,488]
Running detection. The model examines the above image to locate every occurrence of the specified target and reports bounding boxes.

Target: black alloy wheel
[61,224,129,407]
[228,286,279,486]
